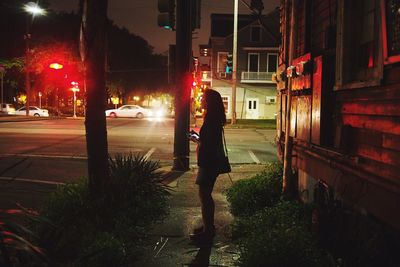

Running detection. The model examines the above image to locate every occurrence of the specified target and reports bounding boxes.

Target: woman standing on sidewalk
[190,89,226,241]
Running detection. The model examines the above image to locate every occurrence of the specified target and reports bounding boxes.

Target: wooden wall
[277,0,400,229]
[336,83,400,183]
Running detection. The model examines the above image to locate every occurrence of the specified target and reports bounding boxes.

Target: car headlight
[156,110,164,117]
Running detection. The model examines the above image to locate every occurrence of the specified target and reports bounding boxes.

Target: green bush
[37,153,170,266]
[226,162,283,216]
[232,201,330,267]
[78,232,127,267]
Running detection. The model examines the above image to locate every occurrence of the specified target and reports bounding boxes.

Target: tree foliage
[0,0,167,103]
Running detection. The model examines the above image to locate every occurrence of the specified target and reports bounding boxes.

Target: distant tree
[0,58,24,103]
[80,0,109,196]
[107,23,167,93]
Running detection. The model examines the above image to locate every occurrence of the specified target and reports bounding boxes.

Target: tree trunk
[80,0,109,195]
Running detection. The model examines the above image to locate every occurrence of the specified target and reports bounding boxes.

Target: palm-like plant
[0,204,49,266]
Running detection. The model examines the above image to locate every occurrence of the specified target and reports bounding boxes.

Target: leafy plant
[226,162,283,216]
[232,201,330,267]
[0,205,49,266]
[37,153,170,266]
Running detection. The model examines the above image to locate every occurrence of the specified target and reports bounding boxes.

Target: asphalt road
[0,118,277,208]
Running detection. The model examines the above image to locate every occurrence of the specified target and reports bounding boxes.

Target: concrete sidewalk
[136,164,267,267]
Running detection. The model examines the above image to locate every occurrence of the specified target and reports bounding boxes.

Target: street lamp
[49,62,64,116]
[0,65,5,112]
[38,91,42,108]
[24,2,46,116]
[71,82,80,118]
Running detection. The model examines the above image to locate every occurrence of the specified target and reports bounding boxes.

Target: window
[381,0,400,64]
[248,53,259,72]
[221,96,230,114]
[267,53,278,73]
[248,100,257,109]
[251,26,261,42]
[266,96,277,104]
[336,0,382,89]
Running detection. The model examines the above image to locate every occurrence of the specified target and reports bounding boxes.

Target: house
[198,9,280,120]
[277,0,400,232]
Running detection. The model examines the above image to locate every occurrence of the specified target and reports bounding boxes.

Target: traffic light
[158,0,175,30]
[191,0,201,30]
[225,54,233,74]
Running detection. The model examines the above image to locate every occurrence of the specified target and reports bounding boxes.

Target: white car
[105,105,152,119]
[1,103,16,114]
[15,106,49,117]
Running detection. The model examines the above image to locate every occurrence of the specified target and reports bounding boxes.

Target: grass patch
[225,119,276,129]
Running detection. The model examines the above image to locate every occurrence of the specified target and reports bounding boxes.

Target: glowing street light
[24,2,45,116]
[49,63,63,70]
[24,2,46,16]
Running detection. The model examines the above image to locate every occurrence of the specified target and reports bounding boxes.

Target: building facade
[199,9,280,120]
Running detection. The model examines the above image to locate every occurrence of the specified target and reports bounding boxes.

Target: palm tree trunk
[80,0,109,195]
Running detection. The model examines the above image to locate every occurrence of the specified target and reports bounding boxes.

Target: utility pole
[231,0,238,124]
[172,0,192,171]
[23,3,45,116]
[282,0,296,197]
[25,26,31,116]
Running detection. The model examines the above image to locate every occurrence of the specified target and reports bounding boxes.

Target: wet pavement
[136,164,267,267]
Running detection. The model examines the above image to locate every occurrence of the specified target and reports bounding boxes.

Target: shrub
[232,201,330,267]
[226,162,283,216]
[37,153,170,266]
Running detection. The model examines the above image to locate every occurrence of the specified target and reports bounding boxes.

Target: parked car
[0,103,16,114]
[105,105,152,119]
[15,106,49,117]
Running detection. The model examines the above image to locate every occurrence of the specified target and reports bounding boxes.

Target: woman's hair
[203,89,226,126]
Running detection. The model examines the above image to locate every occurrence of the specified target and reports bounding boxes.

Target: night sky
[47,0,280,55]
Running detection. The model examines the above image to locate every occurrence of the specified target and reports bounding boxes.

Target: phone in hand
[187,130,200,142]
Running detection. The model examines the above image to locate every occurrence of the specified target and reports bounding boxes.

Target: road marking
[0,176,65,186]
[248,150,261,164]
[144,147,156,160]
[0,153,87,160]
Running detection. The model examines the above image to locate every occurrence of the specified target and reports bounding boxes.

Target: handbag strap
[222,127,234,184]
[222,127,228,156]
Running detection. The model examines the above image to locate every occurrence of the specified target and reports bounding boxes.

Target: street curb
[0,116,66,123]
